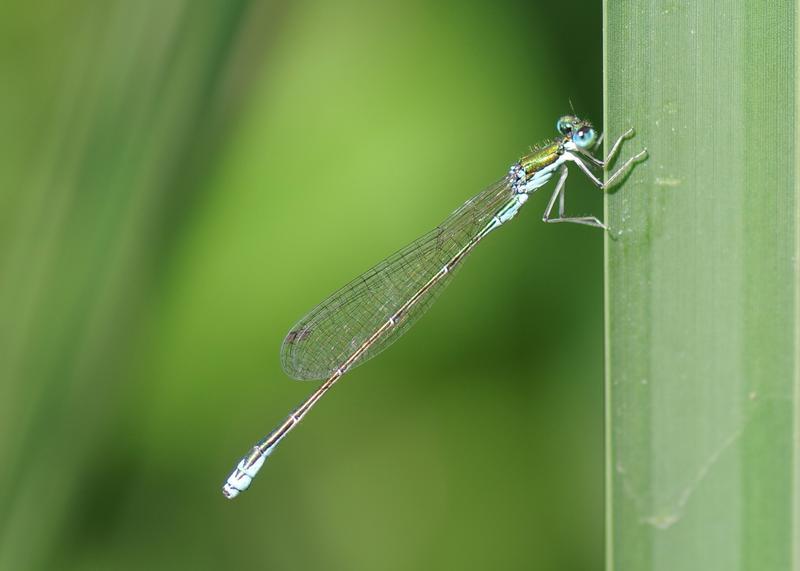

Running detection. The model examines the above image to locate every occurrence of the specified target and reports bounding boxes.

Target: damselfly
[222,114,647,499]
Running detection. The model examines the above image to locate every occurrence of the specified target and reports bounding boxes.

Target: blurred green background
[0,1,606,569]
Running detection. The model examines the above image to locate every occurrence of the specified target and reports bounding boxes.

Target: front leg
[579,128,636,168]
[566,147,648,190]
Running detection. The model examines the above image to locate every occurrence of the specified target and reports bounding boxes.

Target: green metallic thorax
[519,140,562,175]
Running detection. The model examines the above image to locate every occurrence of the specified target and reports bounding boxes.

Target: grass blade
[604,1,799,569]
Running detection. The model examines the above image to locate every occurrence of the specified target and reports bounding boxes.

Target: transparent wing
[280,174,515,380]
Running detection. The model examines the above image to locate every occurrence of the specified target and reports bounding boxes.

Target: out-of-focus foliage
[0,1,604,569]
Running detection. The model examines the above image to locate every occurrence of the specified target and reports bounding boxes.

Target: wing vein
[280,175,516,380]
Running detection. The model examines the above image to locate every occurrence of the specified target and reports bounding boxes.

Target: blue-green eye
[556,116,574,136]
[573,127,597,149]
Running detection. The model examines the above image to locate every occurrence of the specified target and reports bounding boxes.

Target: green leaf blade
[604,1,799,569]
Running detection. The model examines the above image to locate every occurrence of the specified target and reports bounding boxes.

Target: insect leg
[579,128,636,168]
[542,164,606,229]
[566,148,648,190]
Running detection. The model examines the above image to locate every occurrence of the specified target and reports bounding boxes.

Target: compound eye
[573,126,597,149]
[556,116,574,136]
